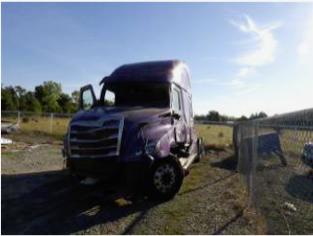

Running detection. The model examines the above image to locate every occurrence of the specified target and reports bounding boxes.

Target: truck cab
[63,60,202,200]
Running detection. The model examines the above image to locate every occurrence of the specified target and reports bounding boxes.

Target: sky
[2,2,313,117]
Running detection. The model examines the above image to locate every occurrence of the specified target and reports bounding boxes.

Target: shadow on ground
[285,173,313,204]
[210,154,238,171]
[1,170,160,234]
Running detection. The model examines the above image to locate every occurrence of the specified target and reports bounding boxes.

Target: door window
[104,89,115,106]
[172,88,181,113]
[81,88,95,110]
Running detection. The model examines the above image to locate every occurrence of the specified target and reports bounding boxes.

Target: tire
[146,158,184,201]
[194,138,204,163]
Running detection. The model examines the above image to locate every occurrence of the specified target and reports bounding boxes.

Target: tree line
[194,110,268,122]
[2,81,268,120]
[1,81,80,113]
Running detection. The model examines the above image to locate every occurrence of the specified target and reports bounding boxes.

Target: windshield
[101,82,170,108]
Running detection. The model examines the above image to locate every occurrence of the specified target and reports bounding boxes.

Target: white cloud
[234,83,261,96]
[227,15,281,93]
[230,66,256,91]
[228,78,245,88]
[232,15,282,67]
[236,67,256,78]
[297,10,313,61]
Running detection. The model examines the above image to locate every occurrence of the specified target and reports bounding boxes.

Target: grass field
[20,116,70,139]
[2,115,70,141]
[195,124,233,148]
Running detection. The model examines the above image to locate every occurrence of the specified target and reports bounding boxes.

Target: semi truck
[63,60,203,200]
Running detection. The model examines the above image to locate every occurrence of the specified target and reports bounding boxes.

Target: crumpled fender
[141,119,176,159]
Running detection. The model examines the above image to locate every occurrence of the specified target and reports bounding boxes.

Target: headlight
[134,140,157,157]
[135,149,144,157]
[145,141,157,155]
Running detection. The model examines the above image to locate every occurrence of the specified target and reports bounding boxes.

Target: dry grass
[131,151,260,235]
[195,124,233,148]
[19,116,70,139]
[2,115,70,141]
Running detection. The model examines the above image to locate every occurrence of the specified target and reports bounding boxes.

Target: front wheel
[146,158,184,201]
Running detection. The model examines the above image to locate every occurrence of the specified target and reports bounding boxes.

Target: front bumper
[66,156,152,186]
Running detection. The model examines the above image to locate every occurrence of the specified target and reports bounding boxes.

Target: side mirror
[79,84,96,110]
[172,111,181,120]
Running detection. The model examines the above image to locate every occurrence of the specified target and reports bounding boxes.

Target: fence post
[248,121,259,208]
[17,111,21,124]
[50,113,54,133]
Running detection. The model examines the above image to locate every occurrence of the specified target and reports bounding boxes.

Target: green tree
[58,93,77,113]
[258,111,268,119]
[1,86,19,110]
[22,92,42,113]
[249,111,268,120]
[2,87,15,110]
[14,85,28,111]
[194,114,206,121]
[206,110,220,121]
[237,115,248,121]
[15,86,26,98]
[35,81,62,112]
[71,90,80,104]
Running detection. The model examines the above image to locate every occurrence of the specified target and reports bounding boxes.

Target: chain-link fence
[1,110,72,138]
[235,108,313,234]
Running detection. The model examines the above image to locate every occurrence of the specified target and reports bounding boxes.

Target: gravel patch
[2,146,262,234]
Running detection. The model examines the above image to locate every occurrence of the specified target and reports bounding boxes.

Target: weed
[22,117,29,123]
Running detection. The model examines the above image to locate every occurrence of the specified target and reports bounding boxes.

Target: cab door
[79,84,96,110]
[171,84,187,145]
[182,91,193,146]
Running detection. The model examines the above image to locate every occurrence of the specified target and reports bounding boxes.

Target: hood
[71,106,170,124]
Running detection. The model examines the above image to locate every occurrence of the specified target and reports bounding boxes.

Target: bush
[22,117,29,123]
[218,132,224,138]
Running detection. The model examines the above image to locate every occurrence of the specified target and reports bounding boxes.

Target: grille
[68,117,124,158]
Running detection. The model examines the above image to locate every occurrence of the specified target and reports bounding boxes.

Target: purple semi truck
[63,60,203,200]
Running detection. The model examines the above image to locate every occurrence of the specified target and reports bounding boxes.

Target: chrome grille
[68,117,124,158]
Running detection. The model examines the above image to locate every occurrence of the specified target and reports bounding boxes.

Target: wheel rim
[153,163,176,193]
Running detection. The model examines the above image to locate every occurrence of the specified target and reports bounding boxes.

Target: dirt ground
[2,142,263,235]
